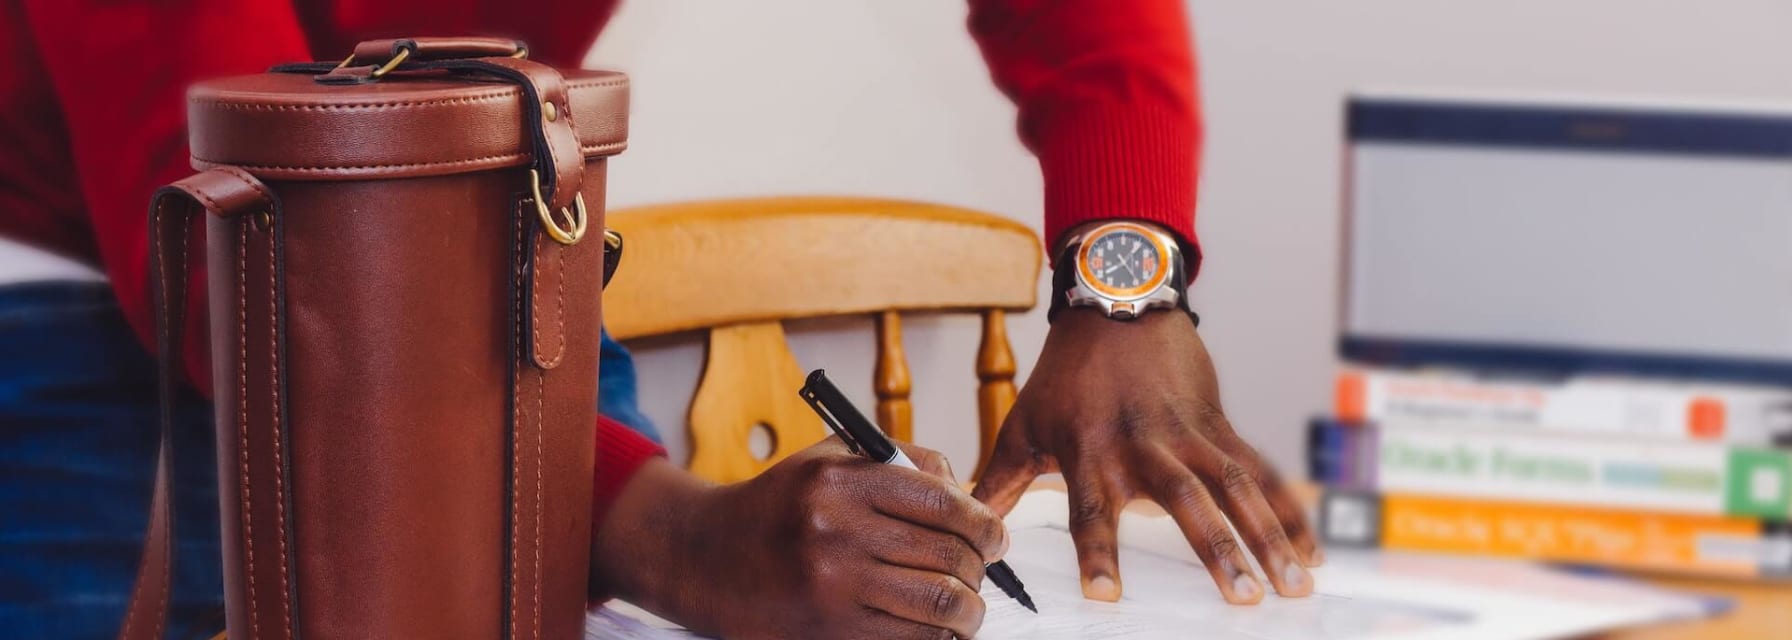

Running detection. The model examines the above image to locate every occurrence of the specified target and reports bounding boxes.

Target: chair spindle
[874,311,914,442]
[974,309,1018,478]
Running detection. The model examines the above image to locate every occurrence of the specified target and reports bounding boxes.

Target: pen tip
[1022,598,1038,614]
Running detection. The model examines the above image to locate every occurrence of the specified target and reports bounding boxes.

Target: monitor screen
[1342,94,1792,383]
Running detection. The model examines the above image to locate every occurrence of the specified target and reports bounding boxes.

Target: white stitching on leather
[193,145,625,174]
[193,93,516,111]
[231,223,263,639]
[193,153,527,173]
[530,234,566,369]
[124,199,171,640]
[510,203,526,640]
[153,211,193,640]
[219,166,276,210]
[190,78,626,113]
[267,223,295,636]
[533,373,545,640]
[553,244,566,367]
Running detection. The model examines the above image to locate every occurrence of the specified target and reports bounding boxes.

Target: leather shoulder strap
[272,40,585,216]
[121,167,272,640]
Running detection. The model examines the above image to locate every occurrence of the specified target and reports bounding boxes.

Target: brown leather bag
[119,37,627,640]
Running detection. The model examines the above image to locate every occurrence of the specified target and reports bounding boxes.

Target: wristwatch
[1048,221,1192,322]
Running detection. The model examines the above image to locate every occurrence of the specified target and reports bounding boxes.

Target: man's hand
[973,308,1321,604]
[594,438,1007,639]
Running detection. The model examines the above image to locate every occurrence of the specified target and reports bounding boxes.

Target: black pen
[800,369,1038,614]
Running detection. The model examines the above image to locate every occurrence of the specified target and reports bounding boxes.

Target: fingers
[1062,457,1124,601]
[896,441,957,484]
[865,514,988,590]
[1138,447,1265,604]
[1185,436,1314,598]
[858,608,956,640]
[970,420,1039,517]
[860,565,985,640]
[868,468,1010,563]
[1223,440,1324,567]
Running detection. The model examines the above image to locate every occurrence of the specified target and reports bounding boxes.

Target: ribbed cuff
[1036,103,1202,279]
[592,414,666,529]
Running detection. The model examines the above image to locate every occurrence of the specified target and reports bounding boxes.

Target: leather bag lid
[187,69,628,181]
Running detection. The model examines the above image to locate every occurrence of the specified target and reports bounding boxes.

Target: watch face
[1078,223,1170,298]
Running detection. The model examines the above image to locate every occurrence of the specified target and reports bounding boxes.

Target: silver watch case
[1063,222,1185,320]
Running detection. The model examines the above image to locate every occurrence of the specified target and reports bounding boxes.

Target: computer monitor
[1341,91,1792,384]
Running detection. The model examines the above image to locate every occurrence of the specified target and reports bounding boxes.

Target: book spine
[1312,422,1792,518]
[1307,417,1376,489]
[1319,490,1792,579]
[1334,370,1792,443]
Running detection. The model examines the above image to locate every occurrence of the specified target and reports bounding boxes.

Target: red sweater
[1,0,1200,522]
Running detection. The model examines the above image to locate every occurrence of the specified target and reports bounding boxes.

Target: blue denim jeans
[0,281,655,639]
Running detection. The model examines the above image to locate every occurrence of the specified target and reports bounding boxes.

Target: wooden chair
[604,197,1041,484]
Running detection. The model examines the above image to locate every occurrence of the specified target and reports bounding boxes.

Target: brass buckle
[335,41,525,73]
[368,48,412,79]
[333,46,413,79]
[529,169,588,245]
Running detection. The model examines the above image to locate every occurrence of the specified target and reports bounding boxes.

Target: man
[0,0,1319,637]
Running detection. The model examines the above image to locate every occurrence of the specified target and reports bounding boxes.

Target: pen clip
[800,372,863,456]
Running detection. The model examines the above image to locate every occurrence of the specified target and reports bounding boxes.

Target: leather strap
[122,167,273,640]
[271,43,591,371]
[350,37,527,65]
[424,57,585,213]
[419,57,586,371]
[602,230,623,289]
[530,225,571,370]
[273,48,586,219]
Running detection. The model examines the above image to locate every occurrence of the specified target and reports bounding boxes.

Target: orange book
[1321,491,1791,579]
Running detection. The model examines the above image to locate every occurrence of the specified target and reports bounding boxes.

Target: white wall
[587,0,1792,479]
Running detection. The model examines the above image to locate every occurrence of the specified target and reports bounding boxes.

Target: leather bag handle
[348,37,528,67]
[119,167,274,640]
[274,39,590,245]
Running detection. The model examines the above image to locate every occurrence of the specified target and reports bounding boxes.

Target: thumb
[971,423,1039,517]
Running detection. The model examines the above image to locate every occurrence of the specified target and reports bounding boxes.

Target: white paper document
[589,490,1712,639]
[586,605,694,639]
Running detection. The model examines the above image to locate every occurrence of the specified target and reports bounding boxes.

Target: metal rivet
[543,101,558,122]
[253,211,272,232]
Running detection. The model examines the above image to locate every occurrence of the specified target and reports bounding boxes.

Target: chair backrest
[605,197,1041,484]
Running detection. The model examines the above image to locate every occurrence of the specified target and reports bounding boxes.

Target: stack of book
[1313,367,1792,579]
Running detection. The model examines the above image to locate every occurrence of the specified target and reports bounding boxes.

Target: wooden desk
[1026,480,1792,639]
[1599,574,1791,640]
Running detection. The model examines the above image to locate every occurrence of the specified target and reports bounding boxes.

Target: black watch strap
[1046,243,1079,322]
[1047,242,1198,326]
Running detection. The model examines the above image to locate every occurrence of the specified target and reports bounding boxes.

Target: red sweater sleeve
[20,0,314,389]
[967,0,1202,274]
[21,0,658,529]
[592,415,666,524]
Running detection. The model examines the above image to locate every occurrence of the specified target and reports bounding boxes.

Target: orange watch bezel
[1075,222,1172,300]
